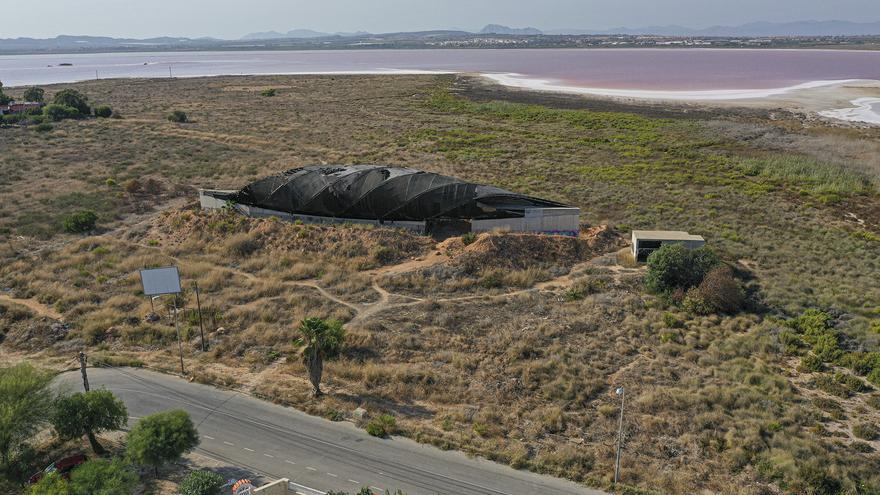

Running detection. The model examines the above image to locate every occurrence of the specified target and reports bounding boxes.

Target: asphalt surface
[55,367,606,495]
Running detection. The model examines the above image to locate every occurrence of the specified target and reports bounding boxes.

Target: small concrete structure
[253,478,290,494]
[631,230,705,262]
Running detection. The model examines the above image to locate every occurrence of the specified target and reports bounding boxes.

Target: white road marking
[203,435,215,440]
[128,416,141,420]
[285,459,296,465]
[264,453,275,458]
[223,441,235,446]
[306,466,317,471]
[326,472,337,477]
[370,487,383,492]
[244,447,255,452]
[348,479,359,484]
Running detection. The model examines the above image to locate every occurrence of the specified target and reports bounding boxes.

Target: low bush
[62,210,98,233]
[799,354,824,373]
[366,414,396,437]
[179,470,225,495]
[93,105,112,118]
[261,88,277,97]
[645,244,720,296]
[35,123,53,133]
[696,266,745,314]
[44,104,80,121]
[168,110,188,123]
[852,422,879,441]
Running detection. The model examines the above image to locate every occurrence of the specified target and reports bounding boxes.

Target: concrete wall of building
[472,208,580,236]
[254,478,290,494]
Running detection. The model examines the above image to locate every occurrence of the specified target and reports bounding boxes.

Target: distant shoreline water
[2,48,879,123]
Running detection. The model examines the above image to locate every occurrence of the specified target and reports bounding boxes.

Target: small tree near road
[51,389,128,454]
[295,317,345,397]
[0,363,54,474]
[126,409,199,476]
[68,458,138,495]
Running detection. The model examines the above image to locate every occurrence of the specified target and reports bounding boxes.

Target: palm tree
[295,317,345,397]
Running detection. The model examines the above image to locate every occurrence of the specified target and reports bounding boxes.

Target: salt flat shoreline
[6,67,880,125]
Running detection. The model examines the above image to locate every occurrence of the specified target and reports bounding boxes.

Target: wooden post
[194,282,206,351]
[78,351,90,391]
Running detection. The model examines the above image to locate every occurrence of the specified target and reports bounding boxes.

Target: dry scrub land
[1,74,880,494]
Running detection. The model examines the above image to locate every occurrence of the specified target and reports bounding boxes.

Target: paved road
[55,367,605,495]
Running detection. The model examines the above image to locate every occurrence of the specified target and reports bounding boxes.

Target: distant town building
[0,102,43,115]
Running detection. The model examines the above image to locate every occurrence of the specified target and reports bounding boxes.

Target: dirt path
[0,294,63,320]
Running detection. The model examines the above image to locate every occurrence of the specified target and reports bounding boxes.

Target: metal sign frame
[139,266,181,296]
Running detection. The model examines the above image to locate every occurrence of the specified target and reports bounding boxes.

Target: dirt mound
[438,226,623,272]
[145,209,434,264]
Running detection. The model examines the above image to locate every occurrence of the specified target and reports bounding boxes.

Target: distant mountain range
[238,21,880,40]
[240,29,370,40]
[478,24,542,36]
[2,21,879,54]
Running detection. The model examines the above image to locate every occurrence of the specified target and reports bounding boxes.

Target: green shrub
[167,110,188,123]
[799,354,824,373]
[645,244,719,295]
[179,470,225,495]
[852,422,879,441]
[53,89,90,115]
[93,105,112,118]
[682,287,713,315]
[44,104,80,121]
[105,178,117,187]
[866,394,880,410]
[23,87,44,103]
[461,232,477,245]
[261,88,277,97]
[68,458,137,495]
[366,414,396,437]
[62,210,98,233]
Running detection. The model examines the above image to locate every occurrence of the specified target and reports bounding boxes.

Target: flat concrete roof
[632,230,705,242]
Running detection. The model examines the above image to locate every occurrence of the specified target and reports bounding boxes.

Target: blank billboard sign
[140,266,181,296]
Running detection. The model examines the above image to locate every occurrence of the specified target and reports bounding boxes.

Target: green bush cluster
[261,88,277,97]
[645,244,745,315]
[53,89,91,115]
[62,210,98,233]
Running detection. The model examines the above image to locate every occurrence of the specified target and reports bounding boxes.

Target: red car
[27,454,88,485]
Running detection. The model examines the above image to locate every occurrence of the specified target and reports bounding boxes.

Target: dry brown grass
[2,74,880,495]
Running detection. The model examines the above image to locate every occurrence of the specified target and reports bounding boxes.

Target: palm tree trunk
[86,430,105,455]
[308,352,324,397]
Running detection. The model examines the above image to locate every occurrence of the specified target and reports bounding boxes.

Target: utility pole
[172,297,185,374]
[78,351,90,391]
[614,387,625,484]
[194,281,206,352]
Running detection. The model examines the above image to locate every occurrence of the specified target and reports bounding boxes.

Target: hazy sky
[7,0,880,39]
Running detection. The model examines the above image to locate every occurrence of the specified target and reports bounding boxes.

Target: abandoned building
[199,165,580,236]
[631,230,706,262]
